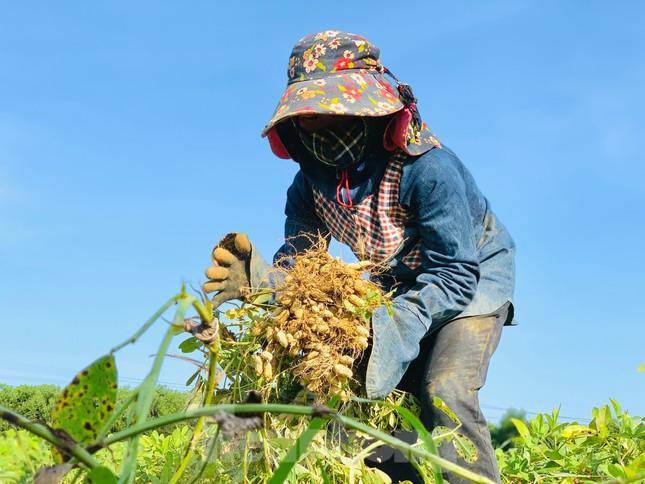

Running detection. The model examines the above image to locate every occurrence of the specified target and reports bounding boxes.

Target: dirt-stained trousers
[368,302,511,484]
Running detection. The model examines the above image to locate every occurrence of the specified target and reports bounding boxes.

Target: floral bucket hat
[262,30,441,158]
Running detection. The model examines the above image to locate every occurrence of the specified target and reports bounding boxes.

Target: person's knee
[423,369,478,422]
[426,366,474,399]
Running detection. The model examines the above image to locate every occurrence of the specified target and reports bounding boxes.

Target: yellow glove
[203,232,253,308]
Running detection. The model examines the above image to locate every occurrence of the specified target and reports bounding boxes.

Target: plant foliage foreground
[0,246,643,483]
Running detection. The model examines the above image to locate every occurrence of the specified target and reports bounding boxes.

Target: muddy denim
[368,302,510,484]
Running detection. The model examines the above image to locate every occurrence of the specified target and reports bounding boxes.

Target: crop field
[0,246,643,483]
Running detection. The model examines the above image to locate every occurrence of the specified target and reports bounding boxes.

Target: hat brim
[261,70,404,137]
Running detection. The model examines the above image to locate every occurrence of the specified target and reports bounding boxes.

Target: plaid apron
[312,151,423,269]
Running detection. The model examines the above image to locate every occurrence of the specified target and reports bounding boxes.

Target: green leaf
[431,425,454,443]
[51,355,117,463]
[544,450,564,461]
[385,301,394,318]
[179,336,201,353]
[268,437,294,449]
[432,396,461,425]
[85,466,118,483]
[343,299,357,313]
[561,424,596,439]
[609,397,622,417]
[531,414,547,435]
[268,396,339,484]
[366,288,380,301]
[388,412,396,428]
[593,405,610,438]
[511,418,531,441]
[317,461,332,484]
[390,406,443,482]
[292,463,309,476]
[607,463,627,478]
[251,292,273,305]
[638,363,645,373]
[452,431,478,464]
[185,368,201,386]
[353,395,444,483]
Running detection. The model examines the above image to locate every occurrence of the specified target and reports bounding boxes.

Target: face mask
[293,117,368,168]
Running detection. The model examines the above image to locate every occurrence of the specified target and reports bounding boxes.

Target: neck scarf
[293,117,368,168]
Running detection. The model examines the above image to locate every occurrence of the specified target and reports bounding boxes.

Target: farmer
[203,31,515,483]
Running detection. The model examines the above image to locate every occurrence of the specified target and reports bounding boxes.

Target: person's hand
[203,232,253,308]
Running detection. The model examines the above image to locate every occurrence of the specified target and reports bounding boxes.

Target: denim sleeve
[273,170,330,265]
[396,150,480,329]
[366,150,480,398]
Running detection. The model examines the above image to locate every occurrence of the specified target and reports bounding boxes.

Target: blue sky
[1,1,643,423]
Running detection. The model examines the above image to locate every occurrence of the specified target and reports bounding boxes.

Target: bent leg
[419,306,508,483]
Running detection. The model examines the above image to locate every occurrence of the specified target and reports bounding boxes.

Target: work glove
[203,232,271,308]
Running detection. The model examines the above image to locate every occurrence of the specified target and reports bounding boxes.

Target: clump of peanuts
[249,240,388,400]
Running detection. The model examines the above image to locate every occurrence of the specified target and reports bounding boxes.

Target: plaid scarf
[293,118,368,168]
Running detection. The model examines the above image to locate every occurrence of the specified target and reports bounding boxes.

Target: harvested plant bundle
[249,242,390,399]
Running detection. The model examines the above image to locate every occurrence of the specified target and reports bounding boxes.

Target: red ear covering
[267,127,292,159]
[383,108,412,153]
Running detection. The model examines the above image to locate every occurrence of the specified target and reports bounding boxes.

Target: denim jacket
[265,144,515,398]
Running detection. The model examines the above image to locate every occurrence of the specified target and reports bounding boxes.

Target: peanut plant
[0,284,490,483]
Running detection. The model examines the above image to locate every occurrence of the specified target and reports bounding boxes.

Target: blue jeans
[367,303,511,483]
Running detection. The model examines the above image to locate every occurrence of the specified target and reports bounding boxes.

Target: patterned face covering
[293,117,368,168]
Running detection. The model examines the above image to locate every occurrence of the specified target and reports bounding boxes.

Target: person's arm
[394,150,480,328]
[366,150,480,398]
[273,170,330,265]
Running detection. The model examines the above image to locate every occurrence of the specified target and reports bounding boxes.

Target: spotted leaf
[51,355,117,462]
[452,431,478,464]
[431,425,454,443]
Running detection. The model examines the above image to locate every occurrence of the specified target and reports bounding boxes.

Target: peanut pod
[252,355,263,376]
[275,330,289,348]
[263,362,273,379]
[355,336,369,349]
[275,308,290,324]
[348,294,366,307]
[333,364,353,379]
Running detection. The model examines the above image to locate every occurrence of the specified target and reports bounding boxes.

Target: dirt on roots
[249,239,390,400]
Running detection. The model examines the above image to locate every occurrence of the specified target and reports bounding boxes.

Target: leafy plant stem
[267,396,339,484]
[100,402,492,483]
[352,439,384,462]
[191,299,213,325]
[409,456,432,484]
[262,428,272,475]
[336,414,495,484]
[110,295,178,354]
[169,348,219,484]
[0,405,100,470]
[242,432,250,483]
[98,404,325,444]
[353,395,444,483]
[118,298,190,483]
[188,426,220,484]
